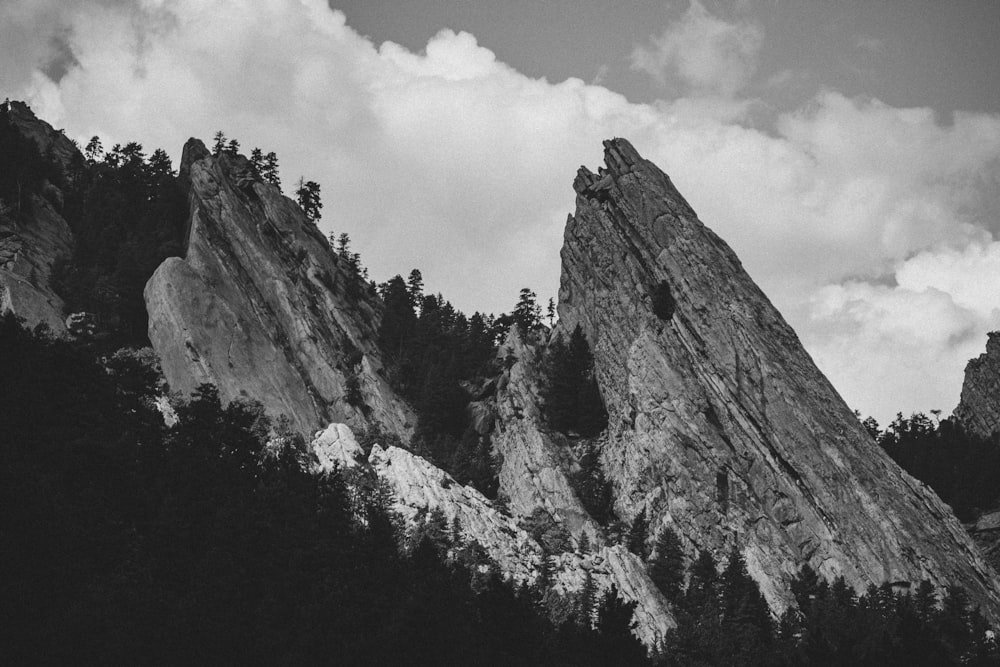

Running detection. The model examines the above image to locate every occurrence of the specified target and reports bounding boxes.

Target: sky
[2,0,999,425]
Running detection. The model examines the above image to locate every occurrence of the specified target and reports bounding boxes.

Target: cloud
[807,242,1000,423]
[630,0,763,97]
[3,0,1000,423]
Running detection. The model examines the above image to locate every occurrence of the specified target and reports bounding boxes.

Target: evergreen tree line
[377,270,508,496]
[864,413,1000,521]
[0,313,657,666]
[52,136,189,347]
[639,525,999,666]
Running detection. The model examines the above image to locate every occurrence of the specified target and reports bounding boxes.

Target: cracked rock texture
[309,424,673,648]
[954,332,1000,440]
[551,547,673,648]
[144,140,414,439]
[0,103,75,333]
[491,328,601,544]
[556,138,1000,620]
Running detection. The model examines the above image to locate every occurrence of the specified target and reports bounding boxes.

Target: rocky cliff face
[554,138,1000,619]
[310,423,674,648]
[490,328,602,544]
[0,102,76,333]
[954,332,1000,440]
[145,140,413,439]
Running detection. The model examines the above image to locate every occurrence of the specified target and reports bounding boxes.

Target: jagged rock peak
[144,141,414,440]
[954,331,1000,440]
[179,138,211,179]
[558,138,1000,621]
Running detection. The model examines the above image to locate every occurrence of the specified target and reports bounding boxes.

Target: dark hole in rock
[652,281,676,320]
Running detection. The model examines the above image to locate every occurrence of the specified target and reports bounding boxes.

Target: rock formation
[490,328,602,544]
[954,332,1000,440]
[308,423,674,648]
[553,138,1000,619]
[0,102,76,333]
[145,140,414,439]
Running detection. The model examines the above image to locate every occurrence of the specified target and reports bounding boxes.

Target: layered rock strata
[954,332,1000,440]
[556,138,1000,619]
[309,423,674,648]
[145,140,413,439]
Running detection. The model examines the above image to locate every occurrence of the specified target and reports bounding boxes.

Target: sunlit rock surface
[309,424,674,648]
[145,140,413,439]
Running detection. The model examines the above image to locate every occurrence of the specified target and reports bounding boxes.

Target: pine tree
[85,136,103,163]
[626,508,649,560]
[577,570,597,628]
[249,147,264,174]
[261,151,281,189]
[512,288,541,336]
[295,178,322,223]
[594,586,647,666]
[543,325,607,437]
[226,138,240,154]
[212,130,227,155]
[718,548,774,664]
[649,527,684,600]
[578,531,591,555]
[407,269,424,310]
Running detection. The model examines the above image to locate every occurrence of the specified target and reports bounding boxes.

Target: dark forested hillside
[865,413,1000,521]
[0,313,650,665]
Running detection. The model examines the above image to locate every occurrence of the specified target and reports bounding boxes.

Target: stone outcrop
[551,546,671,648]
[491,328,601,544]
[954,332,1000,440]
[144,140,414,439]
[307,423,674,648]
[555,138,1000,620]
[0,103,76,333]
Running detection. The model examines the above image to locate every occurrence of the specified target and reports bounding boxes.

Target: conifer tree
[261,151,281,189]
[512,288,542,336]
[626,508,649,560]
[295,178,322,223]
[250,147,264,174]
[648,527,685,600]
[212,130,227,155]
[578,531,592,555]
[407,269,424,309]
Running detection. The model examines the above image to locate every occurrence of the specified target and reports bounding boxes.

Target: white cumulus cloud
[630,0,763,97]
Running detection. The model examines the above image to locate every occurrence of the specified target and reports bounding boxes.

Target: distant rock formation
[548,138,1000,620]
[954,332,1000,440]
[145,140,413,439]
[0,102,76,333]
[308,423,674,649]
